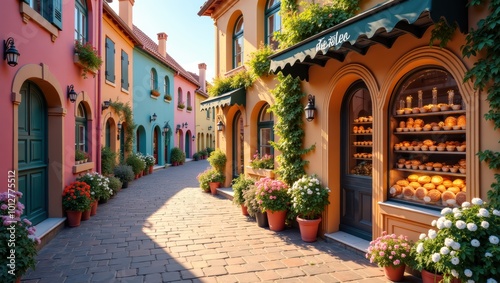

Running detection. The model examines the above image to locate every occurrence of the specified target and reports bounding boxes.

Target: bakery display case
[388,68,467,208]
[351,115,373,176]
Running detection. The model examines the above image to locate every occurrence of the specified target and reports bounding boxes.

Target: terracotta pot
[209,182,220,195]
[172,161,178,166]
[66,210,82,227]
[383,264,405,282]
[266,210,287,231]
[421,269,460,283]
[296,216,321,242]
[90,200,98,216]
[81,209,91,221]
[143,169,149,175]
[135,174,139,179]
[149,165,153,174]
[241,205,249,216]
[255,210,268,228]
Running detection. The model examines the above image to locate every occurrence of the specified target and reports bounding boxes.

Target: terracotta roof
[133,26,199,87]
[198,0,223,16]
[188,71,210,98]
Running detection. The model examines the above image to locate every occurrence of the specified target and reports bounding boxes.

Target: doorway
[232,111,244,178]
[340,81,373,240]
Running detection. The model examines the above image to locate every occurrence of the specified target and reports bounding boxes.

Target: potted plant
[108,176,122,197]
[144,154,155,174]
[411,198,500,283]
[243,185,268,227]
[197,167,212,193]
[249,150,274,169]
[101,146,117,175]
[74,40,103,79]
[208,149,227,173]
[77,172,112,205]
[151,89,160,97]
[177,102,186,109]
[126,153,146,178]
[199,149,208,159]
[288,174,330,242]
[366,232,413,281]
[255,177,290,231]
[170,147,184,166]
[164,94,172,101]
[206,168,225,195]
[186,105,193,111]
[113,164,134,188]
[62,181,93,227]
[0,191,39,282]
[232,174,255,216]
[192,152,200,161]
[75,149,86,164]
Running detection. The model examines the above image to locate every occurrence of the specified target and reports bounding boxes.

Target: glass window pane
[348,87,372,177]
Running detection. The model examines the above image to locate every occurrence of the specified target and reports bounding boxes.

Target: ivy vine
[207,70,254,97]
[248,44,274,77]
[109,101,136,161]
[461,0,500,207]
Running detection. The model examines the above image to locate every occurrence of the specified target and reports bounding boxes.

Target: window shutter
[50,0,63,30]
[121,50,129,91]
[105,38,115,83]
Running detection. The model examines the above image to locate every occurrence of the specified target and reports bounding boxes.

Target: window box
[73,161,94,174]
[246,166,275,179]
[177,103,185,110]
[74,41,102,79]
[186,106,193,111]
[151,89,161,97]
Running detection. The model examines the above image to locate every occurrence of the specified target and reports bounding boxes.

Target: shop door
[153,130,159,164]
[18,81,48,225]
[232,111,244,178]
[340,81,373,240]
[184,133,190,158]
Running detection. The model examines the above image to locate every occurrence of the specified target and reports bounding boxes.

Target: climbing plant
[269,73,315,186]
[109,101,136,160]
[207,70,254,97]
[460,0,500,207]
[248,44,274,77]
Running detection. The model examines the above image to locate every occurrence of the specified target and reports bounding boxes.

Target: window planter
[164,94,172,102]
[73,54,96,77]
[151,89,161,97]
[246,166,275,179]
[177,104,185,110]
[73,161,94,174]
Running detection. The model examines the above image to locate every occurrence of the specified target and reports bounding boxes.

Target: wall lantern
[217,120,224,132]
[150,113,157,122]
[117,121,122,140]
[183,122,188,128]
[102,99,111,111]
[67,85,78,103]
[304,94,316,122]
[208,125,212,131]
[4,37,20,67]
[176,124,181,133]
[162,122,170,136]
[192,135,195,141]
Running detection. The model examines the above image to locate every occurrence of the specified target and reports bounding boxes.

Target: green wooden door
[18,81,48,225]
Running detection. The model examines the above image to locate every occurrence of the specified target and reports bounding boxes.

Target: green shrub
[248,44,274,77]
[108,176,122,195]
[171,147,184,163]
[232,174,255,206]
[101,146,117,175]
[126,153,146,175]
[113,164,134,183]
[208,149,227,172]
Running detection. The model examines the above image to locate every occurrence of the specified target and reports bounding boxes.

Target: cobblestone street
[22,160,421,282]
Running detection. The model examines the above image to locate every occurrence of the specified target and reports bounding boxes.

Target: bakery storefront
[269,0,497,242]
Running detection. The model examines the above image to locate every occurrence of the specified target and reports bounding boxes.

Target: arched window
[178,87,183,104]
[75,102,87,152]
[164,76,170,95]
[75,0,88,42]
[265,0,281,49]
[187,91,192,108]
[150,68,158,91]
[206,108,210,119]
[233,16,244,68]
[257,104,274,156]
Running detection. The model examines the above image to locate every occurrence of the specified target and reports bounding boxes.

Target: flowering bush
[249,150,274,169]
[366,232,413,268]
[0,191,39,281]
[77,172,112,202]
[288,174,330,220]
[255,177,289,212]
[197,168,225,192]
[144,154,156,168]
[62,181,93,211]
[74,40,102,79]
[411,198,500,283]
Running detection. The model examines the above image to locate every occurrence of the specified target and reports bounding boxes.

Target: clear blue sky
[109,0,215,82]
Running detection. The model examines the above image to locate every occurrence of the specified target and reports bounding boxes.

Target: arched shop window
[388,67,466,208]
[233,16,244,68]
[75,102,87,152]
[265,0,281,50]
[257,104,274,156]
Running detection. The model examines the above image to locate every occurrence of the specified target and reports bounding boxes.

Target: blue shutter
[51,0,63,30]
[105,38,115,83]
[121,50,129,90]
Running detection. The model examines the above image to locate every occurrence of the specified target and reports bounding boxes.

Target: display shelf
[353,121,373,125]
[352,133,373,135]
[393,150,465,155]
[394,109,465,118]
[394,130,465,135]
[392,168,465,177]
[354,157,372,160]
[354,145,373,148]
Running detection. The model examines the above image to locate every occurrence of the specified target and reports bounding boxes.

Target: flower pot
[90,200,98,216]
[421,269,460,283]
[143,169,149,175]
[241,205,249,216]
[66,210,82,227]
[383,264,405,282]
[149,166,153,174]
[296,216,321,242]
[255,210,268,228]
[135,174,139,179]
[81,209,91,221]
[172,161,178,166]
[266,210,287,231]
[209,182,220,195]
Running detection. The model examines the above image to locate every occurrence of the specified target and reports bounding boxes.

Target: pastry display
[351,115,373,176]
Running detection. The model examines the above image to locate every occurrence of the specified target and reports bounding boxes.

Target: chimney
[198,63,207,92]
[157,33,167,58]
[119,0,135,29]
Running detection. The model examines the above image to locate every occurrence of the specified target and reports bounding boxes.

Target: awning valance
[269,0,468,81]
[200,87,246,111]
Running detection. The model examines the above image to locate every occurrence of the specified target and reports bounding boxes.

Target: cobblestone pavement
[22,160,421,282]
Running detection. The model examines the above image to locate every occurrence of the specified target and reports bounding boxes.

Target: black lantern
[67,85,78,103]
[217,120,224,131]
[102,99,111,111]
[150,113,157,122]
[192,135,195,141]
[163,122,170,136]
[304,94,316,122]
[4,37,20,67]
[176,124,181,133]
[208,125,212,131]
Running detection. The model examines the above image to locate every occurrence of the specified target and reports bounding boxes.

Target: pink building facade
[173,74,198,158]
[1,0,102,236]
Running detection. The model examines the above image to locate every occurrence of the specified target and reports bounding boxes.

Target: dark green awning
[200,87,246,111]
[269,0,468,81]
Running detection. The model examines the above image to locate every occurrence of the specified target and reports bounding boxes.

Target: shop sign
[316,31,351,53]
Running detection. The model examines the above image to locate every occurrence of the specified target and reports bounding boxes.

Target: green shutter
[105,38,115,83]
[51,0,63,30]
[121,50,129,90]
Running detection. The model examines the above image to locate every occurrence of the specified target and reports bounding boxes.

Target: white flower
[428,229,437,239]
[467,281,474,283]
[444,238,454,247]
[489,235,499,244]
[453,207,461,213]
[454,212,462,219]
[451,242,461,250]
[419,233,426,240]
[485,252,493,257]
[441,207,453,215]
[307,189,313,195]
[467,223,478,231]
[471,198,483,205]
[451,269,459,277]
[431,220,437,226]
[451,257,460,265]
[431,253,441,262]
[487,279,498,283]
[481,221,490,229]
[444,220,452,228]
[478,208,490,217]
[493,210,500,216]
[471,239,480,247]
[464,269,473,277]
[440,246,450,255]
[450,251,456,256]
[456,220,466,229]
[436,220,445,229]
[462,201,471,208]
[416,243,424,253]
